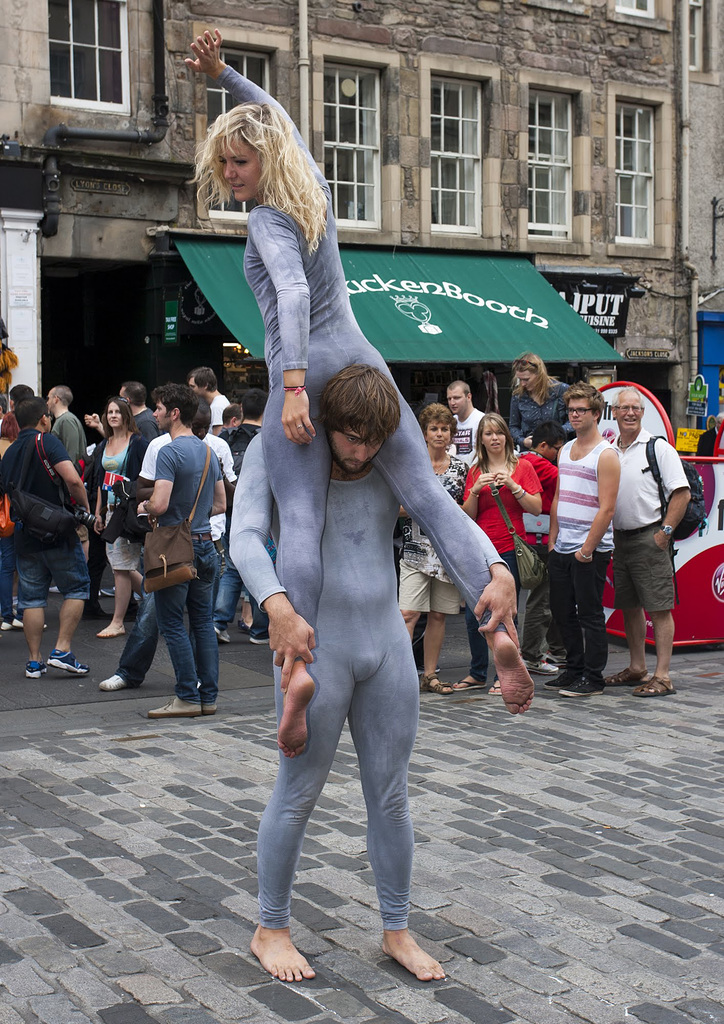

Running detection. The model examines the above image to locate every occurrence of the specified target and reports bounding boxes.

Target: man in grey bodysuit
[232,365,533,985]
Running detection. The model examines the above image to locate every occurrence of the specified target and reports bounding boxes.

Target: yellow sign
[676,427,703,452]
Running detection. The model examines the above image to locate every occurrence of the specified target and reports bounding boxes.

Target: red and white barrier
[599,382,724,647]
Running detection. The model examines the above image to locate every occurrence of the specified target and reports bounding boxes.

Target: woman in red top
[455,413,542,694]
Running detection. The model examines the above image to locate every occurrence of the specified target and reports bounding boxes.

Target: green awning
[174,238,621,364]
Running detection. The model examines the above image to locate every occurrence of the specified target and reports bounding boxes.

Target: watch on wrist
[661,524,673,537]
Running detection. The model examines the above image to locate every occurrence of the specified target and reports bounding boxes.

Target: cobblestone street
[0,607,723,1024]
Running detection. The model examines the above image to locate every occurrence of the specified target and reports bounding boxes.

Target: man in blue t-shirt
[0,396,92,678]
[139,384,225,719]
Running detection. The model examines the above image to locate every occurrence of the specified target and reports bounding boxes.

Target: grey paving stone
[167,931,223,956]
[4,888,62,917]
[445,936,506,964]
[628,1003,695,1024]
[294,882,347,909]
[123,901,188,934]
[39,913,106,949]
[248,983,322,1021]
[435,986,515,1023]
[540,873,605,897]
[407,911,461,942]
[617,924,702,960]
[99,1005,158,1024]
[51,857,104,879]
[675,998,724,1023]
[0,939,23,965]
[158,1008,221,1024]
[199,951,265,987]
[291,897,344,931]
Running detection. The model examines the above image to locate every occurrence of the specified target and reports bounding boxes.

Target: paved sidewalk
[0,608,723,1023]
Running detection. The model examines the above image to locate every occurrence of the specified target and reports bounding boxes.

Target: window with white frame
[615,0,655,16]
[528,91,571,239]
[49,0,129,109]
[430,78,481,232]
[615,104,653,243]
[323,66,379,226]
[207,50,269,217]
[690,0,704,71]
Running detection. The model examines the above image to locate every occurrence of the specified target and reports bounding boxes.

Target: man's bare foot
[382,928,446,981]
[490,630,534,715]
[278,661,315,757]
[251,924,316,982]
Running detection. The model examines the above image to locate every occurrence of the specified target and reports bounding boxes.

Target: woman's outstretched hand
[282,390,316,445]
[185,29,226,80]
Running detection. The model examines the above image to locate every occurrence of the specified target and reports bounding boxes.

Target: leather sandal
[632,676,676,697]
[420,672,454,695]
[604,667,649,686]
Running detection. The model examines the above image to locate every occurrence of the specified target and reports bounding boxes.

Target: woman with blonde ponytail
[188,29,528,736]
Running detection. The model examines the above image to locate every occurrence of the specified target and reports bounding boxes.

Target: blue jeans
[0,534,16,621]
[117,589,158,687]
[214,535,269,639]
[464,549,519,682]
[154,540,218,705]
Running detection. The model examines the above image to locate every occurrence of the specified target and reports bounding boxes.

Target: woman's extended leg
[374,399,498,609]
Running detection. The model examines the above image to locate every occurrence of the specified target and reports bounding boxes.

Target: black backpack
[645,437,706,541]
[226,422,261,477]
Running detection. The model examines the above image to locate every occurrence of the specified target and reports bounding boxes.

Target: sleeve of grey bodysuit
[229,434,284,608]
[247,207,311,371]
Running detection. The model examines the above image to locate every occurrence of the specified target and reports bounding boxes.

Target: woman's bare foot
[251,925,316,982]
[382,928,446,981]
[490,631,534,715]
[278,661,316,757]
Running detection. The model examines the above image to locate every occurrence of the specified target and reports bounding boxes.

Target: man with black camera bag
[0,396,92,678]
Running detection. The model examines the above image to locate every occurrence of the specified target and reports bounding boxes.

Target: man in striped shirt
[547,382,620,698]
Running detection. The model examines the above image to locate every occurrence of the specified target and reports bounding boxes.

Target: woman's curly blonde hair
[195,103,327,252]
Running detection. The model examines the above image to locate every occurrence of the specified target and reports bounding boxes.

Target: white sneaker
[1,618,23,631]
[524,658,560,676]
[99,674,128,691]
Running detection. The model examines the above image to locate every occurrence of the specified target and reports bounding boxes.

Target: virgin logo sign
[712,563,724,604]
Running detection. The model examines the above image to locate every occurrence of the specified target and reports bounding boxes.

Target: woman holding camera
[92,398,148,638]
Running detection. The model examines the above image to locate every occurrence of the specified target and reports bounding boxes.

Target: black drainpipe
[40,0,169,236]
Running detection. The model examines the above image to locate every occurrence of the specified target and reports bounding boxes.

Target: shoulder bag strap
[15,432,40,492]
[188,445,212,524]
[490,484,517,537]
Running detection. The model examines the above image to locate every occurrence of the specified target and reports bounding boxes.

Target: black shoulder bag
[10,434,78,545]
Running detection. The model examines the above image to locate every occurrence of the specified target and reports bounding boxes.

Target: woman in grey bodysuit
[189,31,503,636]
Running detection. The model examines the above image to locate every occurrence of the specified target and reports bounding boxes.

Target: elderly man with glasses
[547,382,620,698]
[603,387,689,698]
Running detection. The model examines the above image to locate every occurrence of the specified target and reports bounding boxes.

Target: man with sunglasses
[548,382,620,697]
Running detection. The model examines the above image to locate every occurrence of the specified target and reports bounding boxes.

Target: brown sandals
[632,676,676,698]
[604,667,649,687]
[420,673,454,695]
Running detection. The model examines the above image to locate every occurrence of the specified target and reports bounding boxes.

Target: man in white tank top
[548,382,620,697]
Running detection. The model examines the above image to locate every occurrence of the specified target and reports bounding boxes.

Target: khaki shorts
[613,527,674,611]
[398,560,461,615]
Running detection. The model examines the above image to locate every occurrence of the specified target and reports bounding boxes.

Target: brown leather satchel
[143,446,211,593]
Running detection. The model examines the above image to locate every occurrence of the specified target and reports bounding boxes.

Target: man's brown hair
[319,365,400,446]
[564,381,605,422]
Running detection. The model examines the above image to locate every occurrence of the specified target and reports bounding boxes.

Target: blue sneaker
[25,660,47,679]
[47,650,89,675]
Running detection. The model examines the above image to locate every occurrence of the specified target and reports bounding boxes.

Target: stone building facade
[0,0,707,424]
